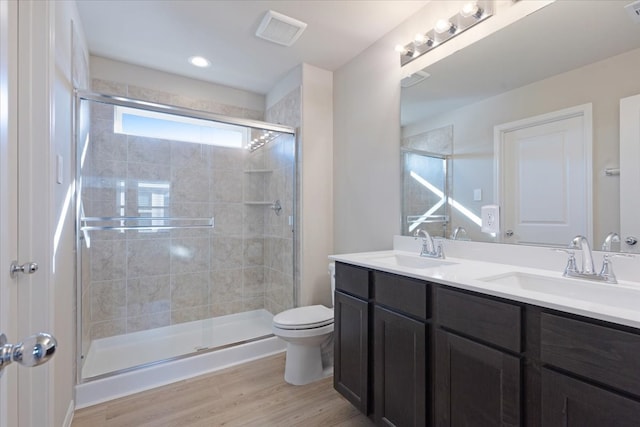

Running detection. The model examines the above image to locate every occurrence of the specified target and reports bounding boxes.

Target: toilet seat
[273,305,334,330]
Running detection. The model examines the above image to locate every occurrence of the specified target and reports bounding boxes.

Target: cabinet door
[334,291,370,414]
[541,368,640,426]
[374,306,427,426]
[435,330,520,427]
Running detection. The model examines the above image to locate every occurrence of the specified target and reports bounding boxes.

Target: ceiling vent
[401,70,431,88]
[255,10,307,47]
[626,0,640,23]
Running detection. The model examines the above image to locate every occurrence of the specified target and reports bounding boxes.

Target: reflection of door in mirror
[620,93,640,253]
[402,151,449,237]
[494,104,593,247]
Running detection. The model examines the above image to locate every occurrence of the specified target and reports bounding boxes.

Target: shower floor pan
[82,309,275,379]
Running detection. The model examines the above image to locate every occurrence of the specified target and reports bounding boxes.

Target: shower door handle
[0,332,57,375]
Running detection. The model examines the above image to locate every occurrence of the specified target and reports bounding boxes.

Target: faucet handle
[553,248,577,275]
[434,238,445,259]
[600,255,616,283]
[599,253,633,284]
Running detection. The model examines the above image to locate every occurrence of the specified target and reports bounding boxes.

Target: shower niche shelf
[244,200,282,215]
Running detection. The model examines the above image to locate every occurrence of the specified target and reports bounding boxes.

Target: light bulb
[414,33,428,45]
[394,44,408,54]
[434,19,454,34]
[460,2,481,18]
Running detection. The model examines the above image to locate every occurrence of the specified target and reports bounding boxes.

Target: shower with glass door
[76,92,296,381]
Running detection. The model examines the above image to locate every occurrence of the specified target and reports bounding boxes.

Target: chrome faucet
[570,235,596,275]
[601,232,620,252]
[414,228,445,259]
[451,226,468,240]
[555,235,633,284]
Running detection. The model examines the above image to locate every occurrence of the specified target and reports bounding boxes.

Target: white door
[495,104,593,246]
[2,1,56,426]
[620,94,640,253]
[1,0,19,425]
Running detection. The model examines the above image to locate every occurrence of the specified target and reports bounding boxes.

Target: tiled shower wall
[81,79,296,342]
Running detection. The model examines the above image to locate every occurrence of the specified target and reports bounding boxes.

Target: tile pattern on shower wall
[83,79,296,340]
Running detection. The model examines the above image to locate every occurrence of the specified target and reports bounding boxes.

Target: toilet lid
[273,305,334,329]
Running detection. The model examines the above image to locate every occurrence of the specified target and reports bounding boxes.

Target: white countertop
[330,247,640,329]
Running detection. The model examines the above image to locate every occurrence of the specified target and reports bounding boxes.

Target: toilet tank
[328,263,336,307]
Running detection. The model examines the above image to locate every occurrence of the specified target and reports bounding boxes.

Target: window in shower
[114,105,249,148]
[114,180,171,231]
[136,181,170,231]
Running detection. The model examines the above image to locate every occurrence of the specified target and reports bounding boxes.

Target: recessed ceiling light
[188,56,211,68]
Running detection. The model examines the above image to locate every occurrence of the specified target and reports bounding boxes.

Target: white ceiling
[76,0,429,94]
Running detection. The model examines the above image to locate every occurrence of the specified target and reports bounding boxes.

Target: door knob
[9,260,38,278]
[0,332,57,375]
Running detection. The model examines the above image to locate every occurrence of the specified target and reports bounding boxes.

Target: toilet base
[283,342,329,385]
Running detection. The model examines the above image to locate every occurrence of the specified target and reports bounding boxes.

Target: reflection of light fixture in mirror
[397,0,493,66]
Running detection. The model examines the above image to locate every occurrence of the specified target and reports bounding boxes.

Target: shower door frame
[74,90,297,384]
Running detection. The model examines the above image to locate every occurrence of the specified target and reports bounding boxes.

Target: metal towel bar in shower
[80,216,214,231]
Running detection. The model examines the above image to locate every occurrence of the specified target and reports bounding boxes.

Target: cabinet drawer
[335,262,371,299]
[374,271,429,320]
[541,312,640,397]
[436,287,521,353]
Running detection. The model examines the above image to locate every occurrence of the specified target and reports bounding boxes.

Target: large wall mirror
[401,0,640,252]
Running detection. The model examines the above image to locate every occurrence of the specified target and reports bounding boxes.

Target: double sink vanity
[330,236,640,426]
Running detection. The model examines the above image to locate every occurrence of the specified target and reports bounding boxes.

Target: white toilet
[272,263,335,385]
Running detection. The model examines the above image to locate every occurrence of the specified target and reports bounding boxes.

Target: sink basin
[368,254,457,269]
[480,272,640,311]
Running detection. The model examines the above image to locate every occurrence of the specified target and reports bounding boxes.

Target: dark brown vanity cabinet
[334,263,640,426]
[334,262,372,414]
[373,272,429,427]
[333,264,430,425]
[434,288,522,427]
[539,312,640,426]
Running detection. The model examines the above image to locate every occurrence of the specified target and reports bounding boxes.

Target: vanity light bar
[397,0,493,67]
